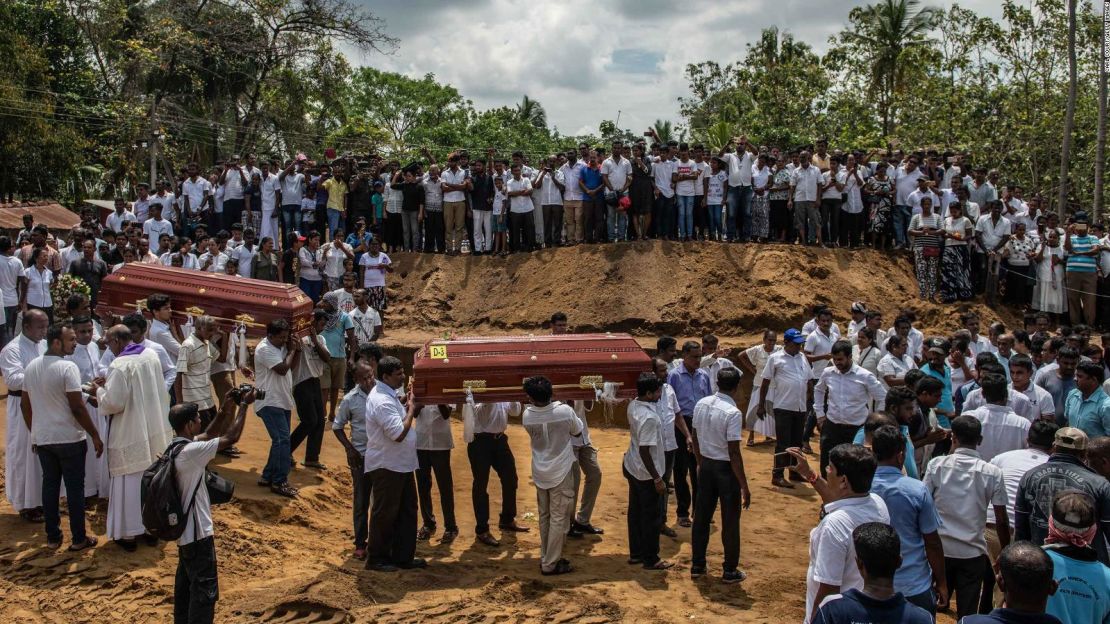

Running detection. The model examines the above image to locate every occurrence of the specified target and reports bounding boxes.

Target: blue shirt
[1067,235,1099,272]
[667,365,712,417]
[869,466,941,596]
[920,363,953,427]
[1063,386,1110,439]
[813,589,933,624]
[1045,548,1110,624]
[854,426,918,479]
[580,166,604,197]
[320,313,354,358]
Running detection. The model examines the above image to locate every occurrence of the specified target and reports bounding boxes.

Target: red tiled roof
[0,201,81,230]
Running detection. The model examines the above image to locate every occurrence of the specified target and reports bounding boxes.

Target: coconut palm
[652,119,674,143]
[843,0,937,137]
[516,95,547,129]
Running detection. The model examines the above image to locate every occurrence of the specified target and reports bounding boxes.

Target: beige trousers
[563,200,584,243]
[444,201,467,251]
[537,469,576,572]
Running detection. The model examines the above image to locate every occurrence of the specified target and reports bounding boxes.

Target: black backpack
[140,439,202,541]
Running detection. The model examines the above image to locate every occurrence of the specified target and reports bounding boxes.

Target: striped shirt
[1067,234,1099,272]
[176,334,216,410]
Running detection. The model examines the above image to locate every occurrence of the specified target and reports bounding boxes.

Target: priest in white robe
[98,312,176,393]
[66,315,108,498]
[0,309,47,520]
[94,324,171,550]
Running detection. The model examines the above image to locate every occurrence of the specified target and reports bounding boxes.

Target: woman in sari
[864,162,894,249]
[941,201,974,302]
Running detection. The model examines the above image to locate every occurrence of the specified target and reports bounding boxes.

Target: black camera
[229,384,264,404]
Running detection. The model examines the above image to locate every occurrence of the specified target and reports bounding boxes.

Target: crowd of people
[5,283,1110,624]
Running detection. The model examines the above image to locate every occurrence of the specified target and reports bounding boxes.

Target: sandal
[353,548,367,561]
[644,560,675,571]
[440,529,458,544]
[270,483,298,498]
[69,536,97,552]
[677,517,692,528]
[416,526,435,541]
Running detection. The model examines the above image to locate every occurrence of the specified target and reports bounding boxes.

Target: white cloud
[351,0,1011,140]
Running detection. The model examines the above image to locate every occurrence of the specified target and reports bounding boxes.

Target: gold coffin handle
[442,376,621,394]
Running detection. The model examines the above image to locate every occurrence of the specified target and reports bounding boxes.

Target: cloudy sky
[350,0,1008,137]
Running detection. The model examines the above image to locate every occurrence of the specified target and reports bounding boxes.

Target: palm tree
[1095,18,1107,220]
[515,95,547,129]
[652,119,674,143]
[1059,0,1077,216]
[844,0,937,137]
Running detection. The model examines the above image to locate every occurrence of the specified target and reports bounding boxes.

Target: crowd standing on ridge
[4,135,1110,624]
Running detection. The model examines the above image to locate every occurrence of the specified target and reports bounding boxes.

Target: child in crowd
[301,185,317,231]
[492,176,508,257]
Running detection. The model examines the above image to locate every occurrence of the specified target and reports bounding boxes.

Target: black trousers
[773,409,806,478]
[38,440,87,545]
[366,469,418,566]
[624,466,662,566]
[946,554,990,620]
[543,205,564,247]
[691,458,741,572]
[820,198,841,243]
[584,195,607,243]
[290,378,324,463]
[467,433,518,534]
[174,536,218,624]
[673,416,698,520]
[350,460,372,549]
[424,211,446,253]
[819,420,861,478]
[222,198,244,231]
[838,210,863,248]
[508,211,536,252]
[416,449,457,531]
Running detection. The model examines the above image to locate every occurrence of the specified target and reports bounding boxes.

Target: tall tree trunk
[1095,5,1109,220]
[1058,0,1078,217]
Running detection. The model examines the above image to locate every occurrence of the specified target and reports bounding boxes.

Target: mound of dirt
[385,241,1014,346]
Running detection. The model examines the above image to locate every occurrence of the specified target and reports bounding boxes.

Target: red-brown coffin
[412,333,652,403]
[95,263,314,337]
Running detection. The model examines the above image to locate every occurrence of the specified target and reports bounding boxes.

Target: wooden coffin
[95,263,314,337]
[412,333,652,403]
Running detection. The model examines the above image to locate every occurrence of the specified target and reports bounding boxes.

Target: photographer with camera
[168,386,255,624]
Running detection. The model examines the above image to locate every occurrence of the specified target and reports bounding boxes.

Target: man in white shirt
[786,444,890,624]
[961,373,1031,462]
[167,385,252,623]
[146,293,182,366]
[1009,354,1055,421]
[441,154,471,255]
[718,136,756,242]
[651,148,675,239]
[105,197,138,232]
[1,309,48,519]
[142,203,174,243]
[975,201,1012,305]
[468,400,529,548]
[521,375,583,576]
[559,149,585,245]
[690,368,751,583]
[700,334,740,394]
[601,142,631,242]
[923,415,1011,619]
[757,328,812,488]
[181,162,213,232]
[892,156,924,248]
[152,180,178,226]
[253,319,301,498]
[22,321,103,550]
[278,160,306,241]
[0,236,24,346]
[790,152,823,245]
[197,238,228,273]
[815,341,887,476]
[624,373,674,571]
[906,176,941,217]
[363,356,424,572]
[505,164,535,253]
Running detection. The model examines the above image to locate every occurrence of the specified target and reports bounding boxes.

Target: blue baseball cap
[784,328,805,344]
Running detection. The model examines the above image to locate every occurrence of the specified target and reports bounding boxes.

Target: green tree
[829,0,938,138]
[515,95,547,129]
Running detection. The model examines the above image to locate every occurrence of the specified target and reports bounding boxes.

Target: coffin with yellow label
[95,263,315,337]
[412,333,652,403]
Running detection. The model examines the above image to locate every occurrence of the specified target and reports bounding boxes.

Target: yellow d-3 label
[430,345,448,359]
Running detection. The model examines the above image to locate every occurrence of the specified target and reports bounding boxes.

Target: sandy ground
[0,399,962,624]
[0,243,981,622]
